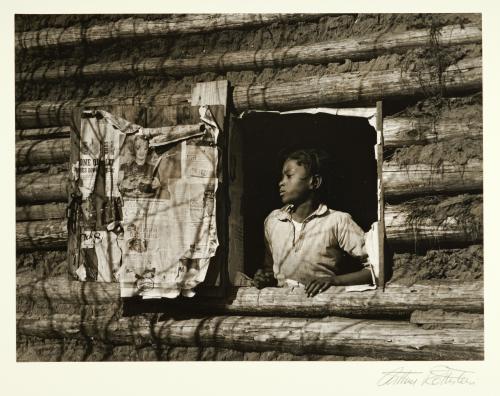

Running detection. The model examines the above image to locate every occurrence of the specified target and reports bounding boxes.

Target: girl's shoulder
[265,205,292,225]
[325,209,356,223]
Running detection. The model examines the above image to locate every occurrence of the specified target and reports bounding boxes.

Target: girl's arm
[305,268,373,297]
[334,268,373,286]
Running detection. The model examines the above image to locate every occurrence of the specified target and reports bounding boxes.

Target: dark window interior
[238,111,378,277]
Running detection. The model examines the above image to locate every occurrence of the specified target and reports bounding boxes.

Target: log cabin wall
[15,13,483,361]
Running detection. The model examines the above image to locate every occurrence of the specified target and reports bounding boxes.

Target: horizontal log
[16,126,72,140]
[16,14,323,51]
[16,219,67,251]
[16,164,69,177]
[16,172,68,203]
[232,57,482,111]
[203,282,483,318]
[410,309,483,329]
[15,57,481,128]
[385,195,482,247]
[17,24,481,82]
[16,203,67,222]
[16,311,483,360]
[383,105,482,148]
[16,102,78,130]
[17,274,483,318]
[16,296,119,318]
[383,158,482,198]
[15,93,191,129]
[16,138,69,167]
[16,336,379,361]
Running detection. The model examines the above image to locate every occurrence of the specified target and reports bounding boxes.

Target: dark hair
[284,148,330,178]
[284,148,331,202]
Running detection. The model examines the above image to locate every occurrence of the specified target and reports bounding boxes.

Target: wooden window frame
[227,103,386,289]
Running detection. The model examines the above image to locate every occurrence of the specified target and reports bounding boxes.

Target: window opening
[230,108,382,286]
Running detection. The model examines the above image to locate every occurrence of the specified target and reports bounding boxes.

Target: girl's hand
[305,276,338,297]
[253,269,276,289]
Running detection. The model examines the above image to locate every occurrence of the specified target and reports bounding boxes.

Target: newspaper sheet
[118,142,219,298]
[76,109,220,299]
[78,116,102,200]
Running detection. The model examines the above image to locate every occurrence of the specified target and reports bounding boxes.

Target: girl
[253,149,377,297]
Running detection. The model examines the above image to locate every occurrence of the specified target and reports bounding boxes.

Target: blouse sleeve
[335,213,378,285]
[335,213,367,260]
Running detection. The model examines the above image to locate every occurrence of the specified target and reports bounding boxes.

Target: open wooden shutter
[67,81,230,297]
[227,113,245,285]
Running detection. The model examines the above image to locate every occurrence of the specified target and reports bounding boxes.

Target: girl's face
[278,159,314,205]
[134,138,149,165]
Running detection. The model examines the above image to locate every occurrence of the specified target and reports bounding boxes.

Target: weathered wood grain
[16,311,483,360]
[383,158,482,198]
[15,93,191,129]
[383,105,482,147]
[16,202,67,222]
[15,57,481,128]
[410,309,483,329]
[232,57,482,111]
[16,14,323,50]
[16,126,72,140]
[17,274,483,318]
[16,24,481,82]
[16,138,70,166]
[15,336,381,361]
[16,172,68,203]
[16,219,68,250]
[385,199,482,246]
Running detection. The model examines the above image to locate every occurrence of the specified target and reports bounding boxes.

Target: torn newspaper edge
[239,107,378,130]
[84,109,143,134]
[143,124,205,147]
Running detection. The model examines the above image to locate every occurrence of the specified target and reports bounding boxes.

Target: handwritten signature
[377,366,475,386]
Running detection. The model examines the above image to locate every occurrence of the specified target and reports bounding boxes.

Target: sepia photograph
[14,8,486,367]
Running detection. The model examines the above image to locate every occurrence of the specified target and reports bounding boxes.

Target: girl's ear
[310,174,323,190]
